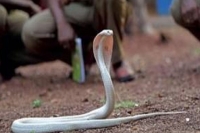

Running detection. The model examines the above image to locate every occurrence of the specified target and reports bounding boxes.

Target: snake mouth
[99,30,113,36]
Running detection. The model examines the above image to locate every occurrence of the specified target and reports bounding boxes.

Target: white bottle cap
[75,38,82,45]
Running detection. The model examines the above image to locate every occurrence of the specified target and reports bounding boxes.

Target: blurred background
[147,0,172,15]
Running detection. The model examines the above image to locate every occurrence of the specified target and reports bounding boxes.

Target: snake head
[93,30,114,70]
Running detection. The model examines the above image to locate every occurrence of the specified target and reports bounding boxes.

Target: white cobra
[11,30,186,133]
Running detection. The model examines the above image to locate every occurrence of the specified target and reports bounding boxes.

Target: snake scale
[11,30,185,133]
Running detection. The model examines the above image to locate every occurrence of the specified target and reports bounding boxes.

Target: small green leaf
[115,100,138,109]
[32,99,42,108]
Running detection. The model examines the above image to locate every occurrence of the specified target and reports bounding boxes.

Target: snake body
[11,30,185,133]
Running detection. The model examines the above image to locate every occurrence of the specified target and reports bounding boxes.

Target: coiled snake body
[11,30,185,133]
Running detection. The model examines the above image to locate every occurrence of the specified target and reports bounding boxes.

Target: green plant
[115,100,138,109]
[32,99,42,108]
[100,97,138,109]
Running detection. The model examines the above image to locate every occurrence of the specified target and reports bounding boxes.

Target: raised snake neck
[11,30,186,133]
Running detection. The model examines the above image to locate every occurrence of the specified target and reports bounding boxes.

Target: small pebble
[186,118,190,122]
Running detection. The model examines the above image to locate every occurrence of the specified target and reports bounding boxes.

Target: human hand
[58,23,76,50]
[181,0,200,23]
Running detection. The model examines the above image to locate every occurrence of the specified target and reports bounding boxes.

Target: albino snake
[11,30,185,133]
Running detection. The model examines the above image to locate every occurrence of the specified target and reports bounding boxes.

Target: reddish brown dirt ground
[1,25,200,133]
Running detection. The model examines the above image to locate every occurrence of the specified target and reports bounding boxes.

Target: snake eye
[106,30,113,35]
